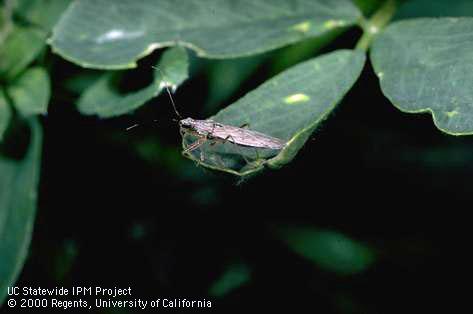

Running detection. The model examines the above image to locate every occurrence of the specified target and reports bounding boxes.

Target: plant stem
[355,0,399,52]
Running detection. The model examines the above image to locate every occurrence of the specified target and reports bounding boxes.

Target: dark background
[3,8,472,314]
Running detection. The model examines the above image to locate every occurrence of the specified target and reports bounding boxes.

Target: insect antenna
[152,66,183,119]
[126,123,139,131]
[125,65,180,131]
[125,119,158,131]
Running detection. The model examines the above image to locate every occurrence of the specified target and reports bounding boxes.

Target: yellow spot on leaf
[284,93,310,104]
[291,21,311,33]
[446,110,459,118]
[323,20,346,29]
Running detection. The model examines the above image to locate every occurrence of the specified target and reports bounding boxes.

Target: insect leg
[181,128,208,161]
[221,134,255,165]
[205,121,217,141]
[183,136,207,156]
[207,141,228,168]
[180,128,191,151]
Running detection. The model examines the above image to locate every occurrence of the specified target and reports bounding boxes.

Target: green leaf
[205,56,266,113]
[7,67,50,116]
[77,46,188,118]
[0,91,11,141]
[371,17,473,135]
[49,0,361,69]
[63,71,102,95]
[208,263,251,298]
[0,26,46,81]
[0,119,43,306]
[15,0,73,31]
[184,50,366,176]
[277,226,376,275]
[0,0,72,81]
[269,28,344,75]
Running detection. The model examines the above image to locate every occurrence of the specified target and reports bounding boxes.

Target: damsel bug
[155,67,287,163]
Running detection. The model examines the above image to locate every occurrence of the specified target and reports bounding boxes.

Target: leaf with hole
[183,49,366,176]
[49,0,361,69]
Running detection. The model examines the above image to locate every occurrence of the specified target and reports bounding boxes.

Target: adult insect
[180,117,285,152]
[156,67,287,162]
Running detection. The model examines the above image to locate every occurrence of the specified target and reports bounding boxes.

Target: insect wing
[210,125,285,150]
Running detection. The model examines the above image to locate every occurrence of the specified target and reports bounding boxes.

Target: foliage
[0,119,42,305]
[276,226,376,275]
[1,0,472,308]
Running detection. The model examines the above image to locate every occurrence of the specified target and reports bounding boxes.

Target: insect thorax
[180,118,218,136]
